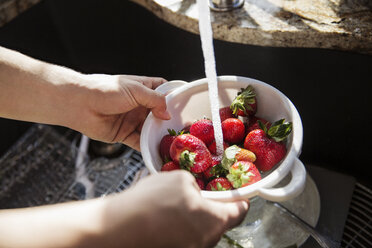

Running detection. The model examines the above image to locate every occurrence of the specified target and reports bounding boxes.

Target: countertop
[0,0,40,27]
[1,0,371,54]
[131,0,372,54]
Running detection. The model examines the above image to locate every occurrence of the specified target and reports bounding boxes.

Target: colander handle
[257,158,306,202]
[155,80,188,95]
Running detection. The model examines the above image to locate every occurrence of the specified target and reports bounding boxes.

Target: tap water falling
[196,0,224,158]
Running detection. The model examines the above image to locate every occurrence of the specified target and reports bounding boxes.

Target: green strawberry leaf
[230,86,256,115]
[179,150,196,170]
[167,129,178,136]
[227,162,253,188]
[267,119,293,142]
[227,173,241,188]
[258,120,268,133]
[209,163,228,178]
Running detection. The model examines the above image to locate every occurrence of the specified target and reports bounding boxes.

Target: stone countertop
[131,0,372,54]
[0,0,41,27]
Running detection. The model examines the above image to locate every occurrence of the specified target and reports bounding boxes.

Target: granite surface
[0,0,40,27]
[1,0,371,53]
[131,0,372,54]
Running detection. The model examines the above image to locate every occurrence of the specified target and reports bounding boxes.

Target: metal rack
[341,183,372,248]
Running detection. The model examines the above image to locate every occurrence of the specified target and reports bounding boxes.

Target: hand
[101,171,249,248]
[74,74,170,151]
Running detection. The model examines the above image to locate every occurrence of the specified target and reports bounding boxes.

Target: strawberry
[230,85,257,117]
[222,118,245,144]
[246,116,271,134]
[190,119,215,145]
[221,145,256,170]
[244,119,292,171]
[196,178,206,190]
[207,140,229,155]
[206,177,233,191]
[219,106,235,122]
[159,129,179,163]
[170,134,212,173]
[181,124,191,134]
[161,161,180,172]
[227,161,261,188]
[211,155,222,166]
[203,163,228,180]
[203,156,228,180]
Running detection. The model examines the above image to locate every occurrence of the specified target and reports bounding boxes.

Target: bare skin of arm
[0,46,249,248]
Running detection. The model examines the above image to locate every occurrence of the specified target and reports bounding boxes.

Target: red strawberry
[203,155,227,179]
[222,118,245,144]
[221,145,256,170]
[206,177,232,191]
[227,161,261,188]
[161,161,180,172]
[208,140,229,155]
[196,178,206,190]
[244,119,292,171]
[170,134,212,173]
[219,106,235,122]
[203,164,228,181]
[159,129,179,163]
[181,124,191,134]
[230,85,257,117]
[246,116,271,133]
[190,119,215,145]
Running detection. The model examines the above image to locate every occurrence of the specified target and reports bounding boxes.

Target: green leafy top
[230,85,256,115]
[211,182,228,191]
[226,162,254,188]
[167,128,184,136]
[179,150,196,170]
[258,119,292,142]
[209,163,228,178]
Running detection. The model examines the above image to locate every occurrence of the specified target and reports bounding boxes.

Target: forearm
[0,46,88,128]
[0,198,107,248]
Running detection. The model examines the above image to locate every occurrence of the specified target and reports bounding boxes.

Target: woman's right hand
[101,170,249,248]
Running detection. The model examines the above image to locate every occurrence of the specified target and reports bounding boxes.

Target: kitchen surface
[0,0,371,247]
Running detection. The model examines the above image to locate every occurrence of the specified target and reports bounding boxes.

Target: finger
[206,200,249,230]
[130,85,171,120]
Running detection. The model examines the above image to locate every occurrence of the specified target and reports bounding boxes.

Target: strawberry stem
[230,85,256,115]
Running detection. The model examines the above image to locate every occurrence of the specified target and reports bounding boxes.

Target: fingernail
[241,200,249,210]
[162,110,171,120]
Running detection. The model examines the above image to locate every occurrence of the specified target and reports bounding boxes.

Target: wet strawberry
[206,177,233,191]
[196,178,206,190]
[221,145,256,170]
[208,140,229,155]
[219,106,235,122]
[246,116,271,134]
[161,161,180,172]
[230,85,257,117]
[170,134,212,173]
[159,129,179,163]
[244,119,292,171]
[227,161,261,188]
[203,155,228,180]
[222,118,245,144]
[181,124,191,134]
[190,119,215,146]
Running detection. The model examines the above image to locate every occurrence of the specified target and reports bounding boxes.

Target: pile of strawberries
[159,85,293,191]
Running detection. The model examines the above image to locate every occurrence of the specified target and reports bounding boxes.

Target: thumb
[209,200,249,230]
[131,84,171,120]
